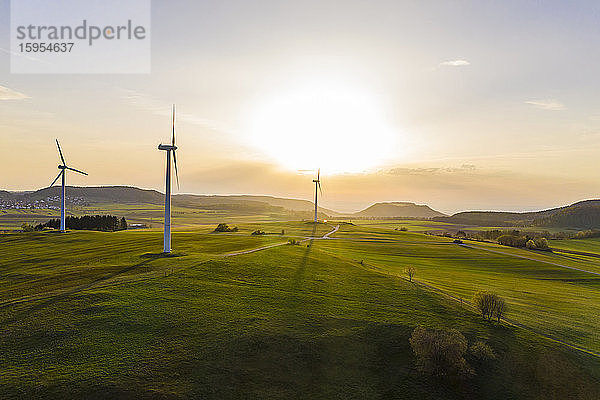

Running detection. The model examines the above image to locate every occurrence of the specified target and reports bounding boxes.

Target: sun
[246,82,399,174]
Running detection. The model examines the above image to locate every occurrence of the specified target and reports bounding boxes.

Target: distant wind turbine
[50,139,88,232]
[158,104,180,253]
[313,168,322,223]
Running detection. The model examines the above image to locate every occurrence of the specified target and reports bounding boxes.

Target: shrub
[409,326,473,377]
[574,229,600,239]
[213,223,238,233]
[469,341,496,361]
[251,229,265,236]
[534,237,549,250]
[21,223,35,232]
[287,239,300,245]
[497,234,528,248]
[526,239,537,249]
[399,227,408,231]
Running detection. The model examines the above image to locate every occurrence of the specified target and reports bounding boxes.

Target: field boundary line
[221,224,340,257]
[326,248,600,360]
[460,242,600,276]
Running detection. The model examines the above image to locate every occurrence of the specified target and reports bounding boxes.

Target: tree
[409,326,473,377]
[526,239,537,249]
[497,234,528,248]
[469,341,496,361]
[34,215,126,232]
[493,297,507,323]
[213,223,238,233]
[534,237,549,250]
[473,291,507,323]
[21,223,34,232]
[405,266,416,282]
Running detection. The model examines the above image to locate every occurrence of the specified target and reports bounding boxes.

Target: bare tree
[473,291,507,323]
[405,266,416,282]
[494,298,507,323]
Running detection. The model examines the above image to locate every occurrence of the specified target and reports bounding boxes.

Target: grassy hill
[3,186,336,214]
[434,200,600,229]
[354,202,446,218]
[0,187,338,229]
[1,222,599,398]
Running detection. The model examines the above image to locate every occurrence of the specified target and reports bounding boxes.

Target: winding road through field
[222,224,340,256]
[3,224,599,360]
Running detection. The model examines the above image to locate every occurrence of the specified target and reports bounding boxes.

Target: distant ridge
[354,202,446,218]
[434,199,600,229]
[2,186,337,215]
[4,186,599,228]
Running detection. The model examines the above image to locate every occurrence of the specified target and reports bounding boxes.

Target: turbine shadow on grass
[0,257,158,326]
[291,223,318,292]
[141,252,186,259]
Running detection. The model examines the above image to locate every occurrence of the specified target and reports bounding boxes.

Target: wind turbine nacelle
[58,165,67,169]
[313,179,319,183]
[158,144,177,151]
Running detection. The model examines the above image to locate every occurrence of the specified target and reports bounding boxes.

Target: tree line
[35,215,127,232]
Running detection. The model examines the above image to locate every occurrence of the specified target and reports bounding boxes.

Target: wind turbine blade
[56,139,66,165]
[173,150,180,190]
[317,168,320,181]
[50,170,62,187]
[318,181,322,196]
[172,104,176,146]
[66,166,88,175]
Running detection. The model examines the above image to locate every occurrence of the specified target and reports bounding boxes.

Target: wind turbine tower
[50,140,88,232]
[313,169,321,223]
[158,105,180,253]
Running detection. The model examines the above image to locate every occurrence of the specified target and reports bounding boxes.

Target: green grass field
[1,221,599,399]
[551,238,600,254]
[317,224,600,354]
[0,203,309,231]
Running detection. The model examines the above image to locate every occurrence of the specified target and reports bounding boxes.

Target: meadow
[1,221,599,399]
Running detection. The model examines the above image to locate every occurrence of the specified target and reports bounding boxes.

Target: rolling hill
[354,202,446,218]
[434,199,600,229]
[1,186,337,216]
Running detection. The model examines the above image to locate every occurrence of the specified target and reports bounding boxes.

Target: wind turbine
[158,104,180,253]
[50,139,88,232]
[312,168,322,223]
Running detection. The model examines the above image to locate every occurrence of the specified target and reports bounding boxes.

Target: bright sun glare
[247,82,399,174]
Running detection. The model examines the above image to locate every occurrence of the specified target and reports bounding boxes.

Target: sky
[1,0,600,214]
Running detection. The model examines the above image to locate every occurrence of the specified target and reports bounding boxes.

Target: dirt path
[221,224,340,256]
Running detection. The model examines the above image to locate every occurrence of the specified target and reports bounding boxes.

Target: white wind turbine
[50,139,88,232]
[158,104,180,253]
[312,168,322,223]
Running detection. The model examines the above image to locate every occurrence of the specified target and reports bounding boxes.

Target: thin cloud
[525,99,566,111]
[0,85,29,100]
[387,164,477,176]
[439,59,470,67]
[0,47,43,63]
[120,89,234,134]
